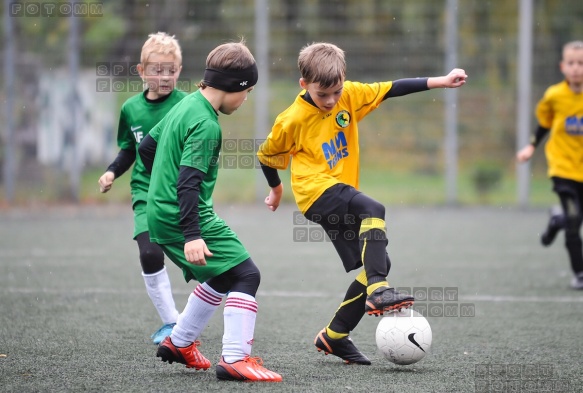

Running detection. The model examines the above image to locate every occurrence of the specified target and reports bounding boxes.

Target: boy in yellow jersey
[257,42,467,364]
[517,40,583,290]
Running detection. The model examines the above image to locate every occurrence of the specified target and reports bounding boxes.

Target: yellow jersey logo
[336,110,351,128]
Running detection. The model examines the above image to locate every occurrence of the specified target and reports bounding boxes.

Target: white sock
[171,282,225,347]
[222,292,258,363]
[142,266,179,325]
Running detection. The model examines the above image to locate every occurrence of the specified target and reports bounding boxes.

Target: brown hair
[198,38,256,89]
[298,42,346,88]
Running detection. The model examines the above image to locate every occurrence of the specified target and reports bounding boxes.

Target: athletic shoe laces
[242,356,264,367]
[190,340,204,358]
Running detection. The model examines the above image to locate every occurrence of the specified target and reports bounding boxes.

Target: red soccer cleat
[216,356,282,382]
[156,337,211,370]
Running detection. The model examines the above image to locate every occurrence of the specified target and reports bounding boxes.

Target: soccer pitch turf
[1,204,582,392]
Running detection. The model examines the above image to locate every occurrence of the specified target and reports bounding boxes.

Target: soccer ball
[375,308,432,365]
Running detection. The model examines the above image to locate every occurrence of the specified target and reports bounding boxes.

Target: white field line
[1,287,583,303]
[462,294,583,303]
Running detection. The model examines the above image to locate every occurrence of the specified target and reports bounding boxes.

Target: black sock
[328,279,367,335]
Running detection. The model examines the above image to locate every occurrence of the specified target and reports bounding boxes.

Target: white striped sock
[222,292,257,362]
[171,282,224,347]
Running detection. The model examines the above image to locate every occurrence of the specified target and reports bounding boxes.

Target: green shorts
[132,201,148,239]
[159,217,250,283]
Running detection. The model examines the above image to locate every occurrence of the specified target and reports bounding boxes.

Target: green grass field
[80,165,557,208]
[1,204,581,392]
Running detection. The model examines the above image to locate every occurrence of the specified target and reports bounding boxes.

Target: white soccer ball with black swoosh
[375,308,432,365]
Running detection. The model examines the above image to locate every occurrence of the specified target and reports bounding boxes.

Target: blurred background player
[257,42,467,364]
[138,39,281,382]
[516,40,583,290]
[98,32,186,343]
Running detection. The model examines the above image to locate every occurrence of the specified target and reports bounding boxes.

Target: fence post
[516,0,533,207]
[3,0,15,203]
[444,0,459,205]
[254,0,270,202]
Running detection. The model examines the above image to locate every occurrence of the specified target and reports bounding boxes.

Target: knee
[231,261,261,296]
[368,200,385,218]
[358,199,385,220]
[243,264,261,289]
[351,194,385,219]
[139,245,165,274]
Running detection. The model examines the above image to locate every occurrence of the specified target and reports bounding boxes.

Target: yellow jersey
[258,80,393,213]
[536,80,583,181]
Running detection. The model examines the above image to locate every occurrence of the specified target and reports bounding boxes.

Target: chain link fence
[1,0,583,205]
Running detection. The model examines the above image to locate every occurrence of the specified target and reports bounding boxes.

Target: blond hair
[140,32,182,65]
[563,40,583,54]
[298,42,346,88]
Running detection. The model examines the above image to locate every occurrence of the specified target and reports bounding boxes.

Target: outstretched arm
[384,68,467,100]
[427,68,467,89]
[385,78,429,98]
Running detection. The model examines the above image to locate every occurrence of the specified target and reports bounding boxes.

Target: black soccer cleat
[540,206,565,247]
[571,272,583,290]
[314,329,371,365]
[365,287,414,316]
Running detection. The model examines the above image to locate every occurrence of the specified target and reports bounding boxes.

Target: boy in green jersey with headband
[139,39,281,382]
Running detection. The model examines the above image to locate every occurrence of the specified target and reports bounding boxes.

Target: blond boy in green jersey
[517,40,583,290]
[258,42,467,365]
[98,32,186,344]
[138,40,281,382]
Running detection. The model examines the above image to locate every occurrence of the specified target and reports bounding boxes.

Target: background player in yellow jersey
[257,42,467,364]
[517,40,583,290]
[98,32,186,344]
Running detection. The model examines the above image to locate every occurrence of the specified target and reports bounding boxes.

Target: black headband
[202,64,258,92]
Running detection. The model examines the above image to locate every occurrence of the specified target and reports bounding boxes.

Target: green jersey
[147,90,222,244]
[116,89,187,207]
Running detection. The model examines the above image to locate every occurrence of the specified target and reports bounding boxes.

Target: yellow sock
[326,327,348,340]
[355,270,367,286]
[359,217,386,235]
[367,281,389,296]
[356,269,390,295]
